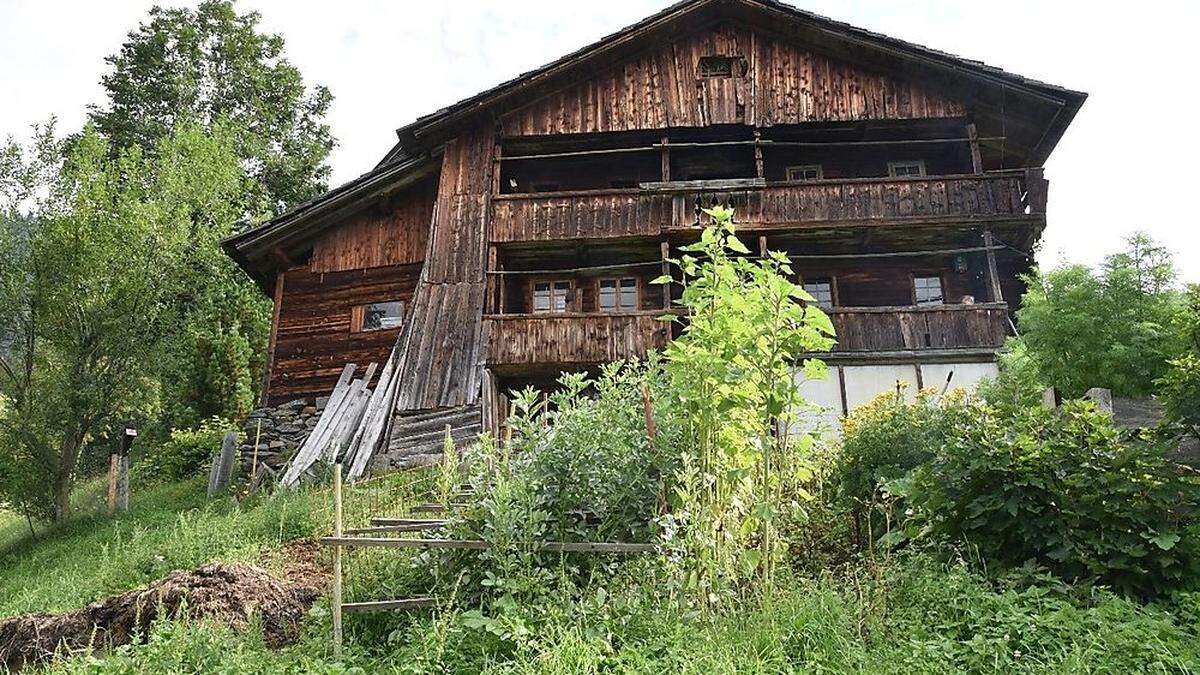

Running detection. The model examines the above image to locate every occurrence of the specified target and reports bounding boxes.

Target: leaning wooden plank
[322,379,369,462]
[307,378,364,464]
[342,597,437,612]
[207,432,239,497]
[318,537,660,553]
[280,364,357,486]
[348,346,406,481]
[345,345,399,476]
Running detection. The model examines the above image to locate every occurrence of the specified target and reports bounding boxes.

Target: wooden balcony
[490,169,1047,243]
[485,304,1007,371]
[484,311,671,367]
[827,303,1010,354]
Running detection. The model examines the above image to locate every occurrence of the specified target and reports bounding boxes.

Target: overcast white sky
[2,1,1196,281]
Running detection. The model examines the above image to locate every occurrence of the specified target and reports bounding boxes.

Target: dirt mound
[0,561,319,671]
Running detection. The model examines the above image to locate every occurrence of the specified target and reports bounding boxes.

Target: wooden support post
[982,229,1004,303]
[758,235,768,258]
[250,419,262,485]
[660,136,670,182]
[487,246,499,314]
[753,129,764,179]
[660,241,671,309]
[108,427,136,515]
[641,383,656,446]
[491,141,503,195]
[332,463,343,656]
[259,273,285,406]
[966,122,983,174]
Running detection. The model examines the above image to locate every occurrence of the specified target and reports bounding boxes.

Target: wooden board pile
[280,341,403,486]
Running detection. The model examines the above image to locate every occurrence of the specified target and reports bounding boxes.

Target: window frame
[888,160,927,178]
[799,275,838,309]
[530,277,576,314]
[785,164,824,182]
[698,55,744,78]
[597,276,641,313]
[351,300,406,333]
[911,273,946,307]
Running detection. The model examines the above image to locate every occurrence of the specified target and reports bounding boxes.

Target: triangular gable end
[500,22,966,137]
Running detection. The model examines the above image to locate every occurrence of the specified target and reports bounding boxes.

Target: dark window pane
[361,301,404,331]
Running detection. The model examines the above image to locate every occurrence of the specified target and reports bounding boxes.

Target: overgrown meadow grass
[4,475,1198,673]
[0,475,327,616]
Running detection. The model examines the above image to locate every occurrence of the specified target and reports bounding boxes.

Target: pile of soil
[0,559,320,671]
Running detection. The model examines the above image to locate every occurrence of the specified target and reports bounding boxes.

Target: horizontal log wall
[269,263,422,404]
[500,23,965,136]
[490,171,1040,242]
[485,313,672,366]
[827,304,1008,352]
[310,177,436,273]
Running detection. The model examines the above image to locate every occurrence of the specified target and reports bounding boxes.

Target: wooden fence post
[207,431,239,497]
[107,427,136,515]
[332,462,344,656]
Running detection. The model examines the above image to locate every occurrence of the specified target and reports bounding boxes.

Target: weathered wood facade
[225,0,1084,449]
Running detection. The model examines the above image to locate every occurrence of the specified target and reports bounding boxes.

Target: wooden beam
[319,536,660,553]
[660,135,670,182]
[753,129,764,178]
[259,272,285,406]
[342,597,437,613]
[982,229,1004,303]
[967,122,983,173]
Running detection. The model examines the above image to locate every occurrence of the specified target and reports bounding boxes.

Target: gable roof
[225,0,1085,290]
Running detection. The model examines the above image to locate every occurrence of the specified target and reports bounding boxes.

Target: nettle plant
[654,205,835,605]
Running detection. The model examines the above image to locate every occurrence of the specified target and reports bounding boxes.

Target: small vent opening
[698,55,745,78]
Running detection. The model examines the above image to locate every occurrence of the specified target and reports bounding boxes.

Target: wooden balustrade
[826,303,1009,353]
[490,170,1046,243]
[484,304,1008,367]
[484,312,672,366]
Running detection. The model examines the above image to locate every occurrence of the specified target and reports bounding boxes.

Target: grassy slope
[2,476,1198,674]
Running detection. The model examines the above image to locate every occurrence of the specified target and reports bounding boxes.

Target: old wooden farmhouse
[224,0,1084,470]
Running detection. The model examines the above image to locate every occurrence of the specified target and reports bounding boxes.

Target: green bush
[147,417,236,480]
[907,399,1200,597]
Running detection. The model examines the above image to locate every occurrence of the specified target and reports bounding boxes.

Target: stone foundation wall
[240,397,326,471]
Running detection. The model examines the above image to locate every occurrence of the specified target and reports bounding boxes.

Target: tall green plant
[655,206,834,604]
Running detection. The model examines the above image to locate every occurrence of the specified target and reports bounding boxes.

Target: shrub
[148,417,236,480]
[906,399,1200,597]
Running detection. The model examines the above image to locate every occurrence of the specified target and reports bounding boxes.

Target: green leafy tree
[88,0,333,214]
[1014,233,1185,397]
[1158,285,1200,439]
[0,123,254,520]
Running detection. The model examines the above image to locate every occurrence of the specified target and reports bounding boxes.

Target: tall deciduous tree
[0,122,254,520]
[1014,233,1186,398]
[88,0,333,214]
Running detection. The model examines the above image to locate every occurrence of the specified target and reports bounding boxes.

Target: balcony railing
[490,169,1047,243]
[826,303,1010,353]
[484,304,1008,368]
[484,311,672,367]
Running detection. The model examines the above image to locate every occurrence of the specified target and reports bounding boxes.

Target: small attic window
[698,55,744,78]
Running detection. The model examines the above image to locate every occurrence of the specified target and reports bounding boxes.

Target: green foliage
[657,205,834,603]
[0,120,267,520]
[1014,232,1187,397]
[906,399,1200,598]
[145,417,236,481]
[89,0,333,213]
[1158,285,1200,439]
[835,387,967,509]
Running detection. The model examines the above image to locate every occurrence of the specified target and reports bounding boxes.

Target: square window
[786,165,824,181]
[534,280,573,313]
[357,301,405,332]
[914,276,944,306]
[599,277,639,311]
[803,279,834,309]
[888,160,926,178]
